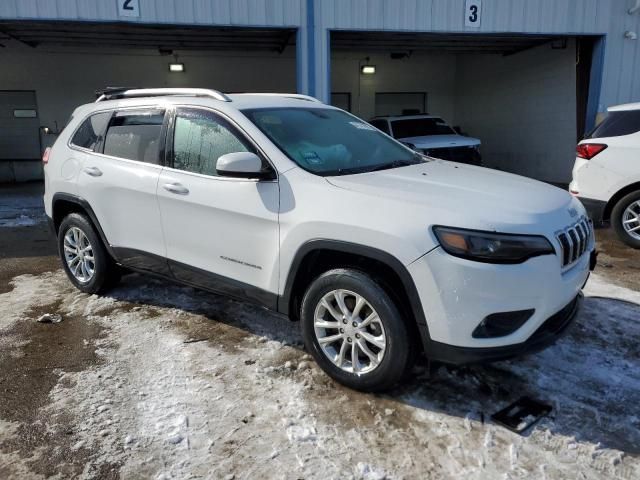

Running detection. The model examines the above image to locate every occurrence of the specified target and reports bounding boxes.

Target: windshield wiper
[331,155,425,176]
[362,158,423,173]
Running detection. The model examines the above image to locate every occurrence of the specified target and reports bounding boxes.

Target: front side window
[390,118,456,139]
[70,112,111,150]
[103,109,165,163]
[172,109,252,176]
[243,108,422,176]
[587,110,640,139]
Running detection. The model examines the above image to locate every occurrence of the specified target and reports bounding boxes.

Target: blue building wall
[1,0,639,112]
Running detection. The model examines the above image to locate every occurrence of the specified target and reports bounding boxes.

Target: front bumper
[424,293,582,364]
[408,244,592,357]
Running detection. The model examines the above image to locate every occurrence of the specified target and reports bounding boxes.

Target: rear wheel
[58,213,120,293]
[611,191,640,249]
[300,268,413,392]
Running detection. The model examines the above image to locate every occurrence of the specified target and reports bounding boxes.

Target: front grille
[556,217,592,267]
[423,146,481,165]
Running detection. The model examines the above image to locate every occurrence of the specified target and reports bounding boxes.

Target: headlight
[433,226,555,264]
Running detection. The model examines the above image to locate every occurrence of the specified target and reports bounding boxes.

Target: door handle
[83,166,103,177]
[163,182,189,195]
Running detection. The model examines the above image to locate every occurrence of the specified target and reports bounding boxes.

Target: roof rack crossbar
[95,88,231,103]
[235,93,323,103]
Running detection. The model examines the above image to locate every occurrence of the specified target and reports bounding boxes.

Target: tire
[300,268,413,392]
[58,213,121,294]
[611,191,640,249]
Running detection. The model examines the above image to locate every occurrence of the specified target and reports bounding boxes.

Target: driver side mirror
[216,152,275,180]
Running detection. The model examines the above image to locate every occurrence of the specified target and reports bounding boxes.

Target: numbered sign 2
[118,0,140,18]
[465,0,482,28]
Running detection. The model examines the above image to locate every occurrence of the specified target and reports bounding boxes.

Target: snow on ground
[0,270,639,479]
[0,193,45,227]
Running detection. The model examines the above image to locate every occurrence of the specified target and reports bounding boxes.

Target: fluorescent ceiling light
[361,65,376,75]
[169,63,185,72]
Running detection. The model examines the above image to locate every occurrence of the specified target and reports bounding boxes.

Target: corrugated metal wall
[0,0,302,26]
[318,0,612,34]
[316,0,640,110]
[0,0,639,109]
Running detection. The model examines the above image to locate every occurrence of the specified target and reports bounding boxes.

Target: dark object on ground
[491,396,552,434]
[37,313,63,323]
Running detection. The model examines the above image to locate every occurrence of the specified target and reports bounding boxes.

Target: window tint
[70,112,111,150]
[172,109,251,176]
[390,118,455,138]
[369,119,390,135]
[103,109,165,163]
[588,110,640,139]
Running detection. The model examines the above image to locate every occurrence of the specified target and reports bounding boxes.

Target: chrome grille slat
[556,216,592,268]
[575,224,585,257]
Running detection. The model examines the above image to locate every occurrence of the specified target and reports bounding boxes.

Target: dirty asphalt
[1,182,639,478]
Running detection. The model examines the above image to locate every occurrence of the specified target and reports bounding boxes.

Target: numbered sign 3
[465,0,482,28]
[118,0,140,18]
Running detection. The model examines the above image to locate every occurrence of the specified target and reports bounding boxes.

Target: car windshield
[242,107,424,176]
[391,118,456,138]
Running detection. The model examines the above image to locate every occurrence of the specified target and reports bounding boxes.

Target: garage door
[0,91,40,160]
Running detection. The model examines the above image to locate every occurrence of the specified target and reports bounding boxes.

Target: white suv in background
[44,88,594,392]
[369,114,482,166]
[570,102,640,248]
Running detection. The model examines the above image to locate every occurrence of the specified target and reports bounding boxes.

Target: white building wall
[0,44,295,146]
[454,41,577,183]
[331,52,457,121]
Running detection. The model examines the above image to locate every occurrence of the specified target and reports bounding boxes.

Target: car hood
[325,160,583,233]
[398,134,481,149]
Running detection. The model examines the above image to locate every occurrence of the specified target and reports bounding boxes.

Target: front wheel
[300,269,413,392]
[611,191,640,249]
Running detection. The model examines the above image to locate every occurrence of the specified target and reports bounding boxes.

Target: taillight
[42,147,51,165]
[576,143,607,160]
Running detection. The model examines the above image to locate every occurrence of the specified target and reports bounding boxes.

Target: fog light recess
[472,309,535,339]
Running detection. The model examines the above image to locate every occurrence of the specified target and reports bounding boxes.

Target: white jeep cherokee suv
[44,88,595,392]
[570,102,640,248]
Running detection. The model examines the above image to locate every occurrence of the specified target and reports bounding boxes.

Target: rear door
[156,106,280,306]
[75,107,169,274]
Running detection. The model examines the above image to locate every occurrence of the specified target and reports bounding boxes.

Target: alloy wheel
[63,227,95,283]
[622,200,640,241]
[313,289,387,375]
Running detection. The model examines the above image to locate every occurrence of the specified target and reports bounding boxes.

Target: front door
[156,107,280,307]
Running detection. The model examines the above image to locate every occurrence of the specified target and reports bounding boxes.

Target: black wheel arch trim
[51,192,115,257]
[279,239,429,330]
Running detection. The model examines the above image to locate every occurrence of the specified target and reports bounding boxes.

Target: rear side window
[70,112,111,150]
[588,110,640,139]
[103,109,165,163]
[369,119,390,135]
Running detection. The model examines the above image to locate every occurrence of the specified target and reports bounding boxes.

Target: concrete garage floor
[0,183,639,479]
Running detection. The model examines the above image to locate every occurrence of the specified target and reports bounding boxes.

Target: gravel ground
[1,183,639,479]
